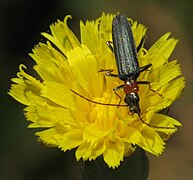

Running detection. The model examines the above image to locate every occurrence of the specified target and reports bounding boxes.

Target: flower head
[9,13,185,168]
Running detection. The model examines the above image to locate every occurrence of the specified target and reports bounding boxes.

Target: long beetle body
[109,14,148,114]
[112,14,140,81]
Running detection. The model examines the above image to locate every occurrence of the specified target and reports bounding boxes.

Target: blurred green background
[1,0,192,179]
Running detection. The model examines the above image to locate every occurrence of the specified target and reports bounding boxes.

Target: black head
[124,92,140,114]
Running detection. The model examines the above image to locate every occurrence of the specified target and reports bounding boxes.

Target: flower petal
[41,82,76,109]
[59,129,83,151]
[103,138,124,168]
[67,45,98,92]
[42,15,80,56]
[138,129,165,155]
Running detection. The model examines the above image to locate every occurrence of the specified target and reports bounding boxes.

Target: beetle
[101,14,161,115]
[71,14,174,129]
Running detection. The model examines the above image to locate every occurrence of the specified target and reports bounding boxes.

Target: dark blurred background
[1,0,193,179]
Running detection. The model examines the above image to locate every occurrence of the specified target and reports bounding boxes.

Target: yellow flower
[8,13,185,168]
